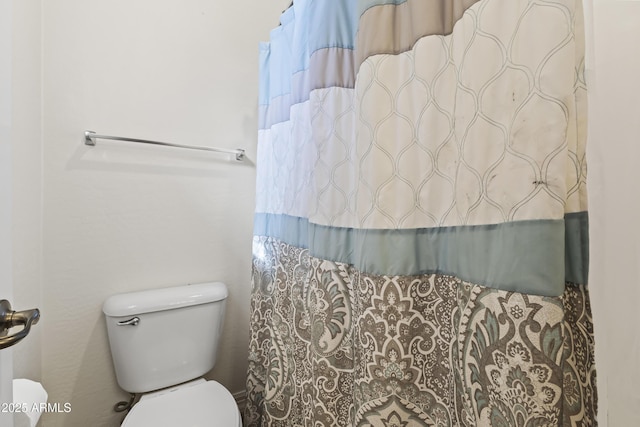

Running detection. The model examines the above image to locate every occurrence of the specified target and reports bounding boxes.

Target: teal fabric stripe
[254,212,590,297]
[255,214,309,249]
[565,211,589,285]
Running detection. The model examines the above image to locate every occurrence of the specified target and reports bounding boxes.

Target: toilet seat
[122,379,241,427]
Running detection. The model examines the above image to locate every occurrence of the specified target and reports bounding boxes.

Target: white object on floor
[12,379,47,427]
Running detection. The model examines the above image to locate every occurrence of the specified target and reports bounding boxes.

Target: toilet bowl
[103,282,241,427]
[121,379,241,427]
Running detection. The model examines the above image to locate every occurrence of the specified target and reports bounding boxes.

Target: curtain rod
[84,131,245,161]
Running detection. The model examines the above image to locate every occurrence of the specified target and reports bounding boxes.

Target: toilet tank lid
[103,282,228,317]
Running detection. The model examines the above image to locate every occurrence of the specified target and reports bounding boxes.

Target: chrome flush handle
[0,300,41,350]
[117,317,140,326]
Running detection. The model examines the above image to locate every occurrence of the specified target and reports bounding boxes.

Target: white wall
[11,0,43,383]
[587,1,640,426]
[32,1,288,426]
[1,1,15,425]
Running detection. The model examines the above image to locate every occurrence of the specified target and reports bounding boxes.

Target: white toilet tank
[103,282,228,394]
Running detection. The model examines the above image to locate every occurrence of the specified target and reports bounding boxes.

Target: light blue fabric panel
[268,9,295,100]
[258,42,271,107]
[254,212,590,297]
[292,0,312,74]
[291,70,311,104]
[260,94,294,130]
[259,0,359,129]
[308,0,357,53]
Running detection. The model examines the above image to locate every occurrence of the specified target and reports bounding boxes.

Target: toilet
[103,282,242,426]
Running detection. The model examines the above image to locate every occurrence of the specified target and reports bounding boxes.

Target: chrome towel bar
[84,130,245,161]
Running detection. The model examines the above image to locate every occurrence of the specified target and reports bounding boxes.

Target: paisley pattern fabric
[244,237,597,426]
[247,0,596,425]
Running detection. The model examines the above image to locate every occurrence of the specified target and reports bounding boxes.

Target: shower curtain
[246,0,596,425]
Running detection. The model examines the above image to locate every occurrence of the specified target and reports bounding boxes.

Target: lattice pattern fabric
[247,0,596,425]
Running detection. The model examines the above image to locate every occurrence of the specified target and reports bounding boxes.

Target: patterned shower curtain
[246,0,596,426]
